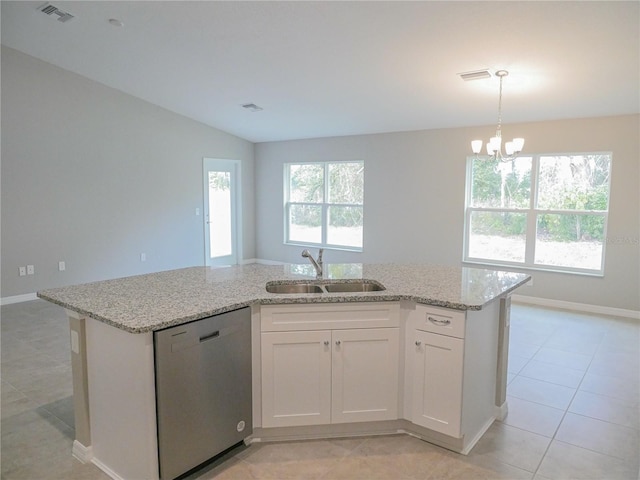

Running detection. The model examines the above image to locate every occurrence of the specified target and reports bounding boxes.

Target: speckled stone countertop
[37,263,530,334]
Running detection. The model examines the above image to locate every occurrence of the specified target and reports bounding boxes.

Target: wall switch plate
[140,253,146,262]
[19,266,26,276]
[27,265,35,275]
[195,207,200,216]
[59,261,66,271]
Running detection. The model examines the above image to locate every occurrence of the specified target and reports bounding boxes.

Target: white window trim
[463,152,612,276]
[284,161,364,252]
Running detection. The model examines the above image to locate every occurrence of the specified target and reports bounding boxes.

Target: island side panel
[66,310,92,461]
[460,299,501,453]
[495,295,511,414]
[85,318,159,480]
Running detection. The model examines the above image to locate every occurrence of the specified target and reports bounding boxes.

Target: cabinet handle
[335,340,341,346]
[428,316,451,326]
[415,341,422,346]
[324,341,330,346]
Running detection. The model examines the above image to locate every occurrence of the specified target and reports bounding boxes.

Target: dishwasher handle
[200,324,244,343]
[169,323,245,352]
[199,331,220,343]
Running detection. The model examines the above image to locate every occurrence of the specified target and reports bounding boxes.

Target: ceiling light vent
[37,3,75,22]
[458,69,491,81]
[242,103,263,112]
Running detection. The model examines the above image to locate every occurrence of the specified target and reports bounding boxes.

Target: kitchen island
[38,263,529,480]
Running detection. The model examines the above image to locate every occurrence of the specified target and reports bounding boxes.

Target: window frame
[284,160,364,252]
[463,152,612,276]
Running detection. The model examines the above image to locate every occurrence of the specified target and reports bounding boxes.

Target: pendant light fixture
[471,70,524,161]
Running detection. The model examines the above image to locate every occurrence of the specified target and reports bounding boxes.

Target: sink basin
[324,282,385,293]
[266,280,385,294]
[266,283,323,294]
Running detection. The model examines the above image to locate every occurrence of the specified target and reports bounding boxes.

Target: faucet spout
[301,248,323,279]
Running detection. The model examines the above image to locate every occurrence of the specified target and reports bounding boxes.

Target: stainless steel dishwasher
[154,306,252,480]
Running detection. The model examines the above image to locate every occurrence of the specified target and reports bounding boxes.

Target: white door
[261,330,332,428]
[332,328,400,424]
[203,158,241,266]
[412,330,464,437]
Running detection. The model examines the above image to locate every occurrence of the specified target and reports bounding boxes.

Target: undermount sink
[323,282,385,293]
[265,280,386,294]
[266,283,324,294]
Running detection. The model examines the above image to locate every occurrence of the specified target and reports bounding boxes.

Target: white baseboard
[241,258,286,265]
[1,292,38,305]
[512,294,640,320]
[495,401,508,421]
[253,258,286,266]
[72,440,93,464]
[460,416,496,455]
[91,457,125,480]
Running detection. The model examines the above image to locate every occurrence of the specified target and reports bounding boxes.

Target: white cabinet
[331,327,399,424]
[410,305,465,437]
[259,300,502,454]
[261,330,332,427]
[260,303,400,428]
[412,330,464,437]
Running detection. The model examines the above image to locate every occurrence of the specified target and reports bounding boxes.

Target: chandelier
[471,70,524,161]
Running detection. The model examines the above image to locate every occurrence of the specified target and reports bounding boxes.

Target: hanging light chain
[470,69,524,161]
[495,70,506,138]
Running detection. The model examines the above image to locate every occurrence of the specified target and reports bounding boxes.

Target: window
[285,161,364,250]
[464,153,612,274]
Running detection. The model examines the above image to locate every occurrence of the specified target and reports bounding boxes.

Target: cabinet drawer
[413,305,465,339]
[261,302,400,332]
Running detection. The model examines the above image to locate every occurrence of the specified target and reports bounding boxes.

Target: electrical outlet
[27,265,35,275]
[19,266,26,276]
[59,261,66,271]
[140,253,146,262]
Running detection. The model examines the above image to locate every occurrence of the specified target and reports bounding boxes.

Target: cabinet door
[261,331,331,427]
[412,330,463,437]
[332,328,399,424]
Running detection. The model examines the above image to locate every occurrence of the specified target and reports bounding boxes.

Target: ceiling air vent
[458,69,492,81]
[241,103,263,112]
[37,3,75,22]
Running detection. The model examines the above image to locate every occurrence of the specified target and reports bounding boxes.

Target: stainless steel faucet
[301,248,323,279]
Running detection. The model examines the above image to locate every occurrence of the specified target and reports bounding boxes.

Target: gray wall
[255,115,639,311]
[1,47,255,298]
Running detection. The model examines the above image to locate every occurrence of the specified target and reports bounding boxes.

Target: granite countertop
[37,263,530,334]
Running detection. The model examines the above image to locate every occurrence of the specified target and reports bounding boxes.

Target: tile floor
[1,300,638,479]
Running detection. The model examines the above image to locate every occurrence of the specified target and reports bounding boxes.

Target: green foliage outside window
[470,154,610,242]
[289,162,363,228]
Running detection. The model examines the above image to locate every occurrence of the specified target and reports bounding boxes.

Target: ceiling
[2,1,638,143]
